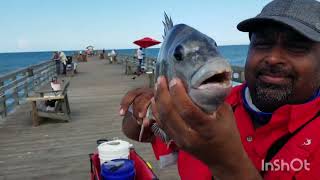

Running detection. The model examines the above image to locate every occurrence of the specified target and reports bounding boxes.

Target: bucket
[101,159,135,180]
[98,139,131,165]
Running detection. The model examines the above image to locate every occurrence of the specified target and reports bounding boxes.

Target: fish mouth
[191,57,232,90]
[197,71,232,89]
[189,57,232,112]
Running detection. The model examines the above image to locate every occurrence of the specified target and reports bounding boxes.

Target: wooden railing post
[145,58,156,88]
[146,58,150,73]
[240,71,245,82]
[12,76,19,106]
[147,69,155,88]
[125,58,128,75]
[51,61,57,78]
[25,68,34,97]
[48,62,54,81]
[0,81,7,117]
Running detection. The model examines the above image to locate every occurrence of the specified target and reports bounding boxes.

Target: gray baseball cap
[237,0,320,42]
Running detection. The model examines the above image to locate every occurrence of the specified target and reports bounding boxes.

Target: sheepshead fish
[140,13,232,142]
[156,14,232,112]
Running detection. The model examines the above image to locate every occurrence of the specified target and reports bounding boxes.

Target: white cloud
[17,38,29,50]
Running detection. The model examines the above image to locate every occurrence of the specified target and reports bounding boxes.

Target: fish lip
[191,57,232,89]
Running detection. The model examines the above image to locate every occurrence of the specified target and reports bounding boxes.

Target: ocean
[0,51,77,75]
[0,45,248,75]
[111,45,249,67]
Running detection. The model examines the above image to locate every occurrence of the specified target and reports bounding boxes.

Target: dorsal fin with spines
[162,12,173,39]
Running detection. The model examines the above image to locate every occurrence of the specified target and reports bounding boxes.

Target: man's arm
[154,77,262,180]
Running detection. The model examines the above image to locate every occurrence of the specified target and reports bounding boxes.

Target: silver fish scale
[146,105,171,143]
[151,123,171,143]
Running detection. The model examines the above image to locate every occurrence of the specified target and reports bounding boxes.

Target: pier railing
[0,60,56,118]
[116,54,245,87]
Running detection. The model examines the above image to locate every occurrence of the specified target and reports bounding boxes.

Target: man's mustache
[256,64,294,78]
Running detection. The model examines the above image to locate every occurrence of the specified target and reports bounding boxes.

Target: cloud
[17,38,29,50]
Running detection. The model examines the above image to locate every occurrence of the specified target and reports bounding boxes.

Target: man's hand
[120,87,155,142]
[154,76,261,180]
[120,87,154,118]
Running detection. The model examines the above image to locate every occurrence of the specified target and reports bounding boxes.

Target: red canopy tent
[133,37,161,48]
[132,37,160,75]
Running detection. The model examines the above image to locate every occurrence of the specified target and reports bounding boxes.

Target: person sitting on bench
[66,56,78,74]
[45,76,62,111]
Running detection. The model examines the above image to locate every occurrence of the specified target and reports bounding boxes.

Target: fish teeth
[216,70,223,74]
[222,80,232,87]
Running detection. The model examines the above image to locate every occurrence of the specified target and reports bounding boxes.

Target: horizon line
[0,43,249,54]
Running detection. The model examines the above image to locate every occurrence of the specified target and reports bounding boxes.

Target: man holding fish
[120,0,320,179]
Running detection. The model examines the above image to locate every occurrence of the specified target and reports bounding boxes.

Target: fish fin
[163,12,174,39]
[162,21,167,38]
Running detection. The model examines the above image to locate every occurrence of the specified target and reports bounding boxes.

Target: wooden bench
[26,81,71,126]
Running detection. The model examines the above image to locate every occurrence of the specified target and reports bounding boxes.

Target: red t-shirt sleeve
[151,136,175,160]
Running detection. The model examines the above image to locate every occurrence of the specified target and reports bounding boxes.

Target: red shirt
[152,84,320,180]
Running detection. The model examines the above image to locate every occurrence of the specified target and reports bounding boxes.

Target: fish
[139,13,232,142]
[156,13,232,112]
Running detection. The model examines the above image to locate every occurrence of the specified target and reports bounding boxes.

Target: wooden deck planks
[0,57,179,180]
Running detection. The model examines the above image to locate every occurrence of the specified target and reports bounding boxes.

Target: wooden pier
[0,56,179,180]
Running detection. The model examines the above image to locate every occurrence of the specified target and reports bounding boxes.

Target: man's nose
[264,45,286,65]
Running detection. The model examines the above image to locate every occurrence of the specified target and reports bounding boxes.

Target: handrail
[0,60,56,117]
[116,54,245,87]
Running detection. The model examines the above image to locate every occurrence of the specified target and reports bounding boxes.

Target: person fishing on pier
[120,0,320,179]
[58,51,68,75]
[136,47,144,74]
[52,51,61,74]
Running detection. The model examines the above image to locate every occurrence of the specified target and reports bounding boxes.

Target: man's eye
[286,44,311,54]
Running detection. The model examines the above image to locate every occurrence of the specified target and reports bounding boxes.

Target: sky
[0,0,272,53]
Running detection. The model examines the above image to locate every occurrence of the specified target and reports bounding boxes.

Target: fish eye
[174,45,184,61]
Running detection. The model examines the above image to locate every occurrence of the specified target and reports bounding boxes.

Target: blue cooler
[101,159,135,180]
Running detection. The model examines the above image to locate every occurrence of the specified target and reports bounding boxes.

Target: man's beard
[252,80,293,112]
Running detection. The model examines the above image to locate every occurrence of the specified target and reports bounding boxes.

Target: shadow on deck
[0,56,178,180]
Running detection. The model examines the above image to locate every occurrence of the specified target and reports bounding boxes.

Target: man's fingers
[119,87,151,116]
[154,76,172,126]
[169,78,212,131]
[155,76,192,141]
[132,90,153,118]
[150,97,161,126]
[119,88,142,115]
[215,102,235,123]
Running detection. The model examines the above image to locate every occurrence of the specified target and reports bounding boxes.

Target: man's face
[245,24,320,112]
